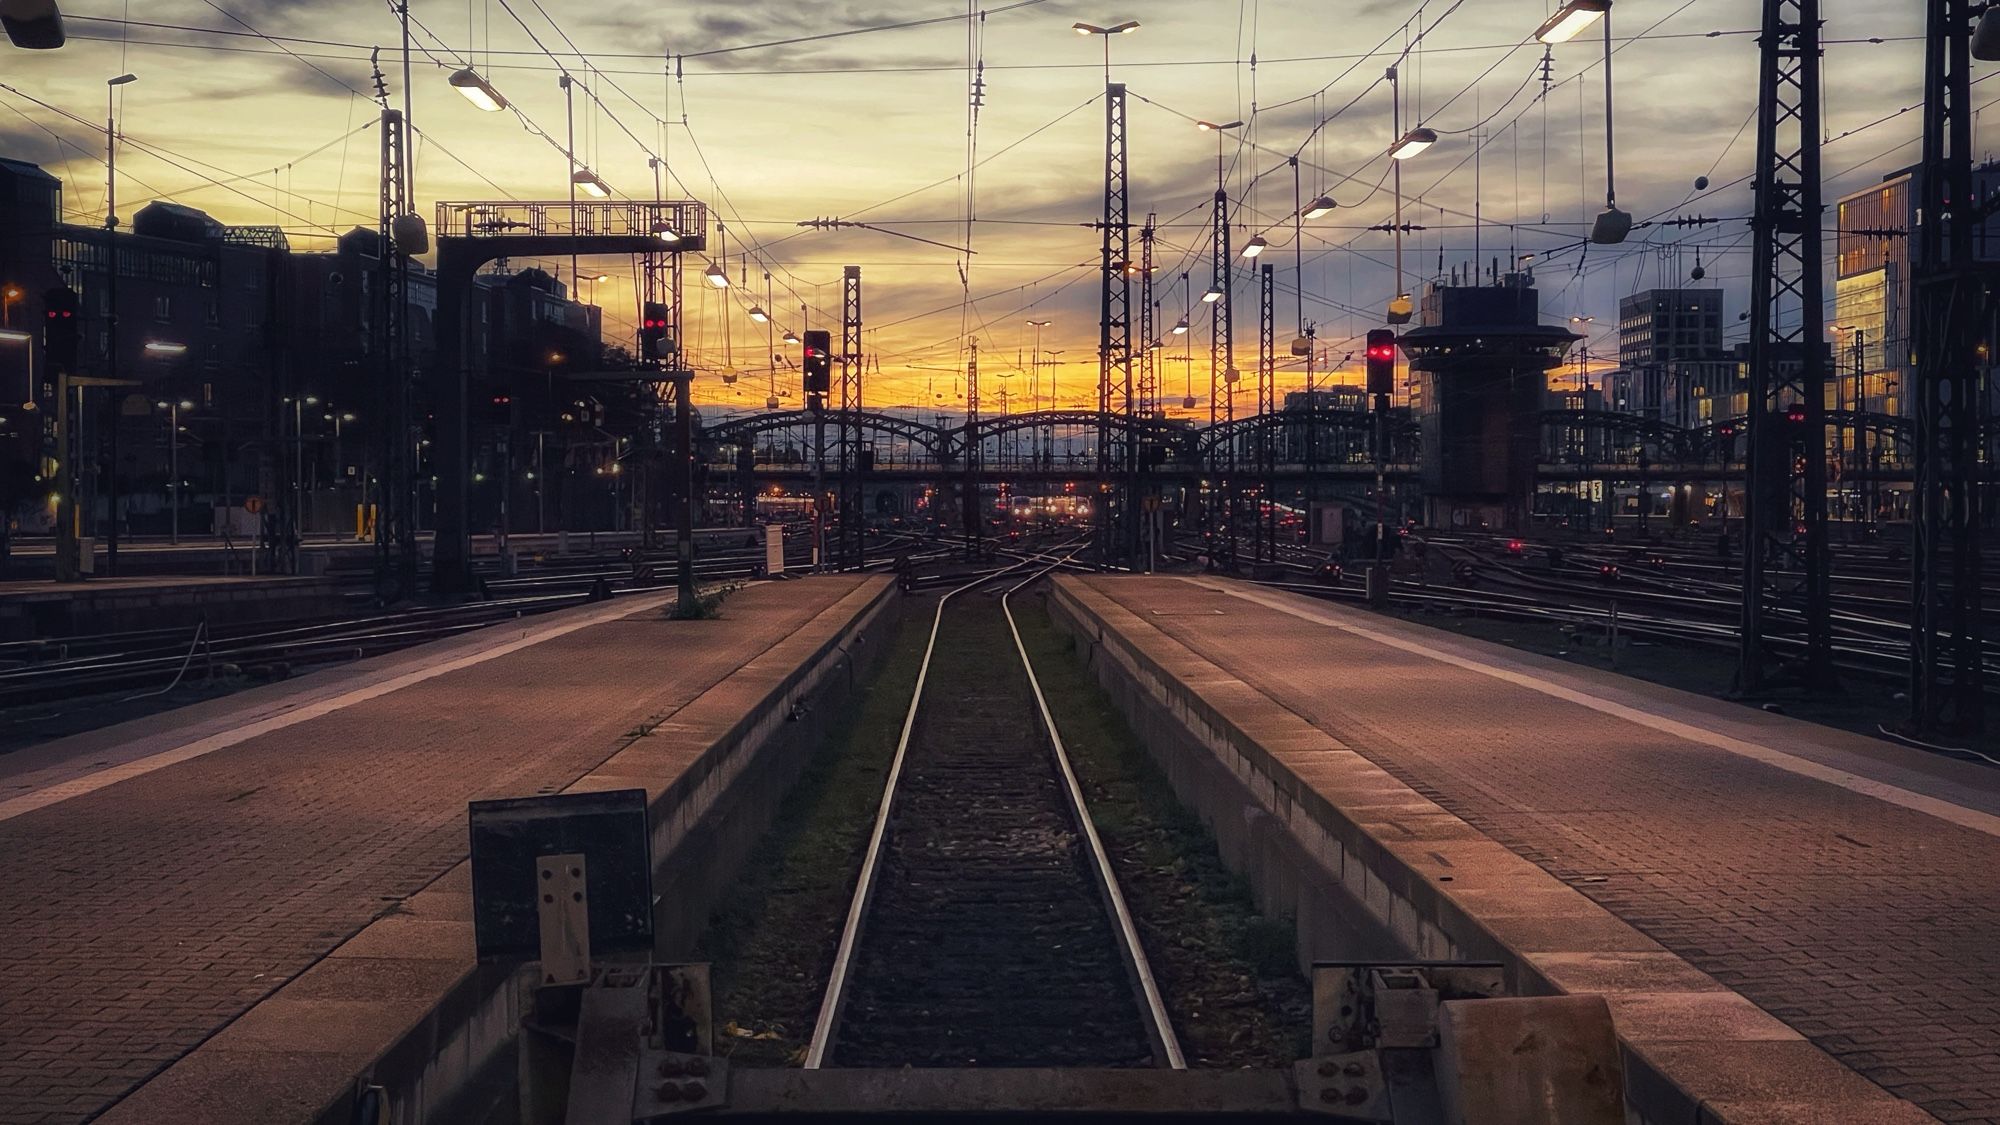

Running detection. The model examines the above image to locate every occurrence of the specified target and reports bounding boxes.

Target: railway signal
[1365,329,1397,395]
[43,285,78,370]
[640,302,673,361]
[802,330,833,394]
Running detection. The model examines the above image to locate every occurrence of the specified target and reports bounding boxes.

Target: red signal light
[1785,405,1807,424]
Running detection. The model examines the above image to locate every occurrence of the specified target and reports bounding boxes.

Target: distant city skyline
[0,0,1930,415]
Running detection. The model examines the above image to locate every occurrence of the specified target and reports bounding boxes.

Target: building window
[205,298,220,327]
[153,295,173,322]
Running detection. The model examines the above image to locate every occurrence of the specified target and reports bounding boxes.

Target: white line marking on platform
[1187,579,2000,841]
[0,593,675,824]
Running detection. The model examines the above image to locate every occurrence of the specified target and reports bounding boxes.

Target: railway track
[0,540,811,709]
[804,553,1182,1069]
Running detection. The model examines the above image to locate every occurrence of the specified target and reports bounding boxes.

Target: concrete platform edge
[90,576,897,1125]
[1047,575,1934,1125]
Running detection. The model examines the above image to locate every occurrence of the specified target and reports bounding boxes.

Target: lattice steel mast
[1096,82,1132,566]
[1738,0,1833,692]
[841,266,864,569]
[1911,0,1987,732]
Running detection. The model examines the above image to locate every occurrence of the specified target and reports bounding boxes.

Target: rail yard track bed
[703,578,1312,1070]
[833,594,1150,1068]
[701,604,930,1067]
[1011,596,1312,1067]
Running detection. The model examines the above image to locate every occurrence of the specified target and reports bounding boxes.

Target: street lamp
[1072,19,1139,83]
[747,305,770,323]
[1301,195,1338,219]
[1535,0,1608,43]
[782,328,800,345]
[570,169,611,198]
[1389,127,1437,160]
[142,340,187,356]
[1201,285,1223,304]
[154,397,192,544]
[1172,315,1190,334]
[1532,1,1628,242]
[1240,235,1268,259]
[704,263,730,289]
[448,66,507,111]
[2,0,66,48]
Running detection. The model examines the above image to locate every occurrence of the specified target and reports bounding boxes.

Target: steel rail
[803,537,1184,1069]
[1000,557,1186,1068]
[801,553,1047,1069]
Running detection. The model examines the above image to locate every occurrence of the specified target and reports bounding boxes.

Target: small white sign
[764,525,785,576]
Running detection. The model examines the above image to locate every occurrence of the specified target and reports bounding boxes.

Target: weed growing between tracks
[1011,594,1312,1067]
[698,600,930,1066]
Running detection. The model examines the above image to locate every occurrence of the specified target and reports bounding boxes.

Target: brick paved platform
[0,576,887,1125]
[1057,574,2000,1124]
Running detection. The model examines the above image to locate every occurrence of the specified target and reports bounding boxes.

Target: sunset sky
[0,0,1933,419]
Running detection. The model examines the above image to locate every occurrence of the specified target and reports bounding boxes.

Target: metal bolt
[1344,1062,1366,1077]
[1346,1087,1370,1106]
[681,1081,708,1101]
[1320,1088,1341,1105]
[656,1058,683,1078]
[1317,1061,1338,1078]
[685,1057,709,1077]
[655,1082,682,1103]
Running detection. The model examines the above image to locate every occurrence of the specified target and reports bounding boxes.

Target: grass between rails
[1010,591,1311,1067]
[698,599,931,1067]
[700,587,1310,1069]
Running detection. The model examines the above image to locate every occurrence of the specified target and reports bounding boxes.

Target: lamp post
[1071,19,1139,84]
[286,393,318,536]
[1534,0,1626,242]
[103,71,135,573]
[1026,319,1050,414]
[1568,316,1597,402]
[326,409,355,502]
[1385,69,1431,325]
[155,397,192,544]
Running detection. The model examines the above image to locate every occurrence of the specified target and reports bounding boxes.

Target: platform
[1052,574,2000,1124]
[0,575,891,1125]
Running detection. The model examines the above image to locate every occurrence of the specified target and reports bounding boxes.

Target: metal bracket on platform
[537,853,591,986]
[1300,961,1505,1120]
[560,963,721,1125]
[1300,961,1623,1123]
